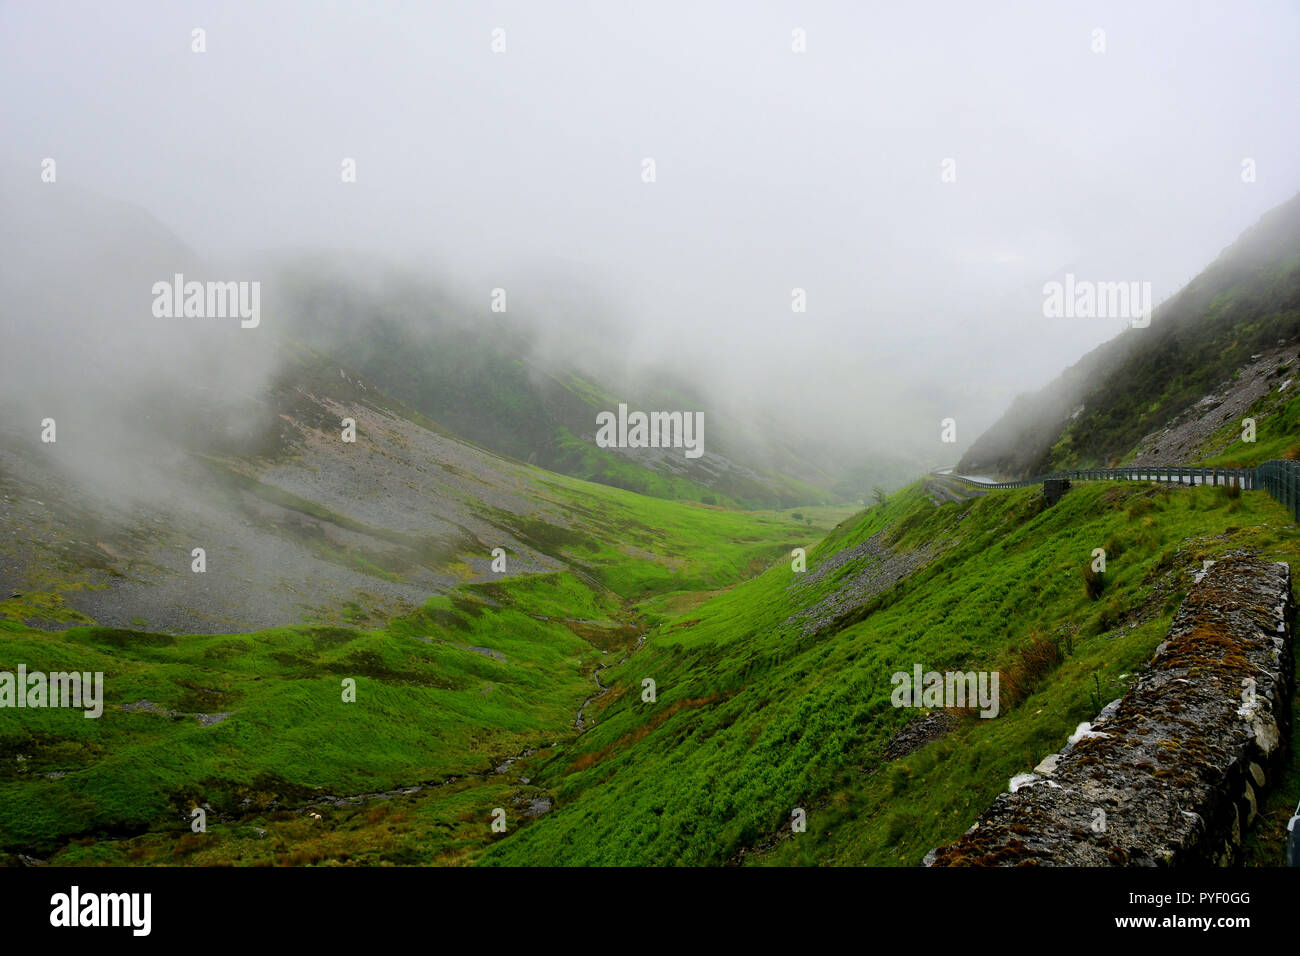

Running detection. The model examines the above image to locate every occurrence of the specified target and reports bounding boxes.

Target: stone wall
[926,556,1294,866]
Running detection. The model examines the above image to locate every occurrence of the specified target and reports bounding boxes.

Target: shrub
[1088,673,1106,714]
[1021,494,1046,520]
[1082,563,1105,600]
[1126,498,1155,519]
[884,811,920,845]
[999,630,1064,708]
[1096,598,1124,633]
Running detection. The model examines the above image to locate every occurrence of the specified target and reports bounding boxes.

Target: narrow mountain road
[924,474,986,506]
[937,462,1267,492]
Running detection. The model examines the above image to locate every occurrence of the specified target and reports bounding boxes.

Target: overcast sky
[3,0,1299,461]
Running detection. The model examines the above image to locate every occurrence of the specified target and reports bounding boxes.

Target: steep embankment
[959,193,1300,478]
[479,477,1300,866]
[929,556,1293,866]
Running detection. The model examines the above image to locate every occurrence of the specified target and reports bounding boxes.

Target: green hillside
[482,479,1300,865]
[0,470,851,863]
[10,466,1297,866]
[5,187,1300,870]
[959,193,1300,478]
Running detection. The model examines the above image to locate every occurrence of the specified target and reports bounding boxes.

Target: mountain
[268,255,864,510]
[5,175,1299,869]
[958,193,1300,478]
[0,177,844,634]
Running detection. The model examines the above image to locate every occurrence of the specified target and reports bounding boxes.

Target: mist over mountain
[958,193,1300,478]
[0,169,280,509]
[0,167,916,514]
[5,1,1297,503]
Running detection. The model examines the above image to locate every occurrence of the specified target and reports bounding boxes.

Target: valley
[2,125,1299,874]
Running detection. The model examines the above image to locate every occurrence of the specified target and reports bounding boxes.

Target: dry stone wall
[927,556,1293,866]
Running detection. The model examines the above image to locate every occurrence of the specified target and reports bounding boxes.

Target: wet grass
[5,475,1295,867]
[480,480,1300,866]
[0,474,827,863]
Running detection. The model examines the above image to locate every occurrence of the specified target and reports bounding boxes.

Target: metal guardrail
[1256,460,1300,521]
[934,460,1300,521]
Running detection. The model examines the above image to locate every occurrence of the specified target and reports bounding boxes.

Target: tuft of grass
[999,631,1064,708]
[1082,563,1105,600]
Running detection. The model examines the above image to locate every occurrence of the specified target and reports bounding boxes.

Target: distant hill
[271,257,852,509]
[958,193,1300,477]
[0,173,848,633]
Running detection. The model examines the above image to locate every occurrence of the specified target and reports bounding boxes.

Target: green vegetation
[4,469,1297,867]
[5,370,1299,871]
[8,249,1300,866]
[960,194,1300,477]
[1200,383,1300,467]
[0,476,845,863]
[479,479,1300,866]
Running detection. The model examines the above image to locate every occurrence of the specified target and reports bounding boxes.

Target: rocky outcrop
[784,531,950,637]
[927,556,1293,866]
[1131,346,1297,466]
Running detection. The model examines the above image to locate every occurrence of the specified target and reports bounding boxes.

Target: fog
[3,0,1299,491]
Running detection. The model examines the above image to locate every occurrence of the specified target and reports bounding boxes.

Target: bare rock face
[1130,346,1298,467]
[927,556,1293,866]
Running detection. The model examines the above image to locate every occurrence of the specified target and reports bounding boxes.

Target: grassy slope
[6,388,1298,866]
[5,473,1295,866]
[481,479,1300,866]
[0,470,851,863]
